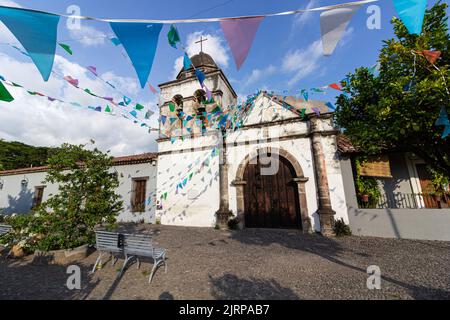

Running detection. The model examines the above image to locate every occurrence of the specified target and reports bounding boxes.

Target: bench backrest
[0,224,12,235]
[95,230,123,253]
[123,233,154,257]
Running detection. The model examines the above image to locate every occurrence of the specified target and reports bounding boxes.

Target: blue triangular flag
[110,37,121,46]
[123,96,132,105]
[393,0,427,35]
[95,106,102,112]
[435,107,449,126]
[161,115,167,125]
[326,102,336,111]
[442,125,450,139]
[195,69,206,85]
[110,22,163,88]
[0,6,60,81]
[130,110,138,118]
[170,117,177,124]
[183,53,192,70]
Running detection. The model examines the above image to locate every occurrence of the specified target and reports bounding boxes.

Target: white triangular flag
[320,5,360,56]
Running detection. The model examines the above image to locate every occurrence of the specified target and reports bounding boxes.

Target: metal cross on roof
[195,36,208,53]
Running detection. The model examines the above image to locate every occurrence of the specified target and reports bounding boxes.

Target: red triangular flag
[220,17,264,70]
[329,83,342,91]
[422,50,441,64]
[149,83,158,94]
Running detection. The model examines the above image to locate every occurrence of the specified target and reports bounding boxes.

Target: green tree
[35,142,123,250]
[334,2,450,174]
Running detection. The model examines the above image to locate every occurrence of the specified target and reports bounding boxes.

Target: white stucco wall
[0,162,157,223]
[156,134,220,227]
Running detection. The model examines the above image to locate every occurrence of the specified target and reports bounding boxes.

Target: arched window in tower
[194,89,207,134]
[172,94,184,119]
[194,89,207,106]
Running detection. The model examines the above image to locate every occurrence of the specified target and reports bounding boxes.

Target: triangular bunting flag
[167,24,181,49]
[393,0,427,35]
[110,22,163,88]
[183,53,192,70]
[0,6,60,81]
[58,43,72,55]
[169,117,177,124]
[422,50,441,64]
[149,83,158,94]
[86,66,98,76]
[130,110,138,118]
[320,5,360,56]
[220,16,264,70]
[0,81,14,102]
[329,83,342,91]
[169,102,175,112]
[435,107,449,126]
[64,76,79,87]
[161,115,167,125]
[195,69,206,86]
[135,103,145,111]
[442,125,450,139]
[110,37,121,46]
[105,105,112,113]
[326,102,336,111]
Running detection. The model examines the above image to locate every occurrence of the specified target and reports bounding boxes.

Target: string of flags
[3,40,156,122]
[0,0,404,88]
[0,74,156,130]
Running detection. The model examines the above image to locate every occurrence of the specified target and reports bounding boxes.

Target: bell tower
[157,52,237,138]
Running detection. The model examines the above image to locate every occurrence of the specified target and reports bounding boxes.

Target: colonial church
[155,51,348,235]
[0,51,350,236]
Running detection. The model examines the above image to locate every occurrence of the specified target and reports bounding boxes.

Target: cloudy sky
[0,0,443,155]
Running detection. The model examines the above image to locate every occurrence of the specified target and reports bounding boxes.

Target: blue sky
[0,0,445,155]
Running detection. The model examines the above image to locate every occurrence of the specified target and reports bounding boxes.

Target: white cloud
[282,27,354,87]
[0,52,158,156]
[243,65,277,87]
[282,39,323,87]
[69,24,108,47]
[0,0,22,7]
[171,31,229,79]
[292,0,318,31]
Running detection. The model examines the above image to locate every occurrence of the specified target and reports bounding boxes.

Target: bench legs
[149,253,167,284]
[119,253,134,277]
[92,252,104,273]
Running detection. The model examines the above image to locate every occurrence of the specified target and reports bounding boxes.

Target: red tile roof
[0,152,158,176]
[337,134,358,154]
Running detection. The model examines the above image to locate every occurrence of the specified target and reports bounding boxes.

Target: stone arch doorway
[233,147,311,232]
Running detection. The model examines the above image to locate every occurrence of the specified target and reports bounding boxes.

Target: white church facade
[155,52,348,234]
[0,52,350,235]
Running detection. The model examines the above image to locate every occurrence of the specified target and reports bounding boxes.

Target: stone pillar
[216,129,232,229]
[310,117,336,236]
[293,177,312,233]
[232,181,247,230]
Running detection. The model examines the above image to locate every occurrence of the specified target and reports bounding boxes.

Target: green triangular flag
[135,103,145,111]
[105,105,112,113]
[167,25,181,49]
[0,81,14,102]
[11,82,22,88]
[169,102,175,112]
[58,43,73,55]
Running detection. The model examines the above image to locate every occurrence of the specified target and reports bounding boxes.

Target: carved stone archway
[232,147,312,233]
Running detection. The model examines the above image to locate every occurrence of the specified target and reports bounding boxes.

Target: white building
[0,52,350,235]
[0,153,157,223]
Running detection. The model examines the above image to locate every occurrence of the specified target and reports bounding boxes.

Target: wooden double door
[243,154,301,229]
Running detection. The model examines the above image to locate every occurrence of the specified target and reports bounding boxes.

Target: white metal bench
[120,233,167,283]
[92,230,124,273]
[0,224,12,236]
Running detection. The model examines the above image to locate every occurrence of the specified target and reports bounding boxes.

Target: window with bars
[131,178,148,213]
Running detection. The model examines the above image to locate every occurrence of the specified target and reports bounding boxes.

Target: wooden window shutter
[132,179,147,212]
[359,155,392,178]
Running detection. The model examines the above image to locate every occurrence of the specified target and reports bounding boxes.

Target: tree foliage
[1,143,123,251]
[334,2,450,174]
[0,139,54,170]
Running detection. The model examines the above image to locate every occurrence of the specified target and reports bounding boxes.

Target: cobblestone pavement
[1,225,450,300]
